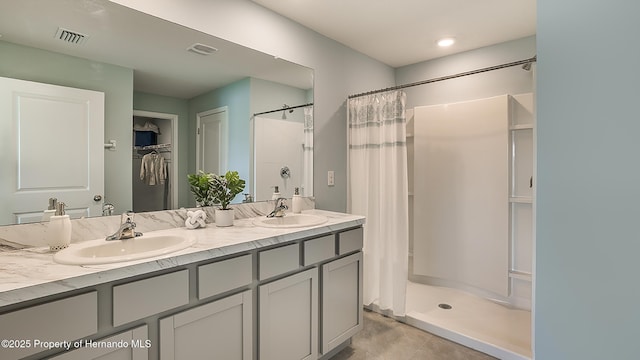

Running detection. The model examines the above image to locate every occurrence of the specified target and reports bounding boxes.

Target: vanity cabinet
[49,326,149,360]
[321,252,363,354]
[159,290,252,360]
[113,270,189,327]
[0,221,364,360]
[259,268,318,360]
[0,291,98,360]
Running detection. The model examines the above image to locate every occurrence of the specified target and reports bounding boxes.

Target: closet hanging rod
[348,55,537,99]
[253,102,313,117]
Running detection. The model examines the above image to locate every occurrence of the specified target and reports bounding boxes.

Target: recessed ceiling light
[437,38,455,47]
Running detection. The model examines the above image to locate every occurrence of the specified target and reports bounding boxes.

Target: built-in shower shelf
[509,270,532,282]
[509,124,533,130]
[509,197,533,204]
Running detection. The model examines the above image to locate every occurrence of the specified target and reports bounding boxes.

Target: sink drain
[438,303,452,310]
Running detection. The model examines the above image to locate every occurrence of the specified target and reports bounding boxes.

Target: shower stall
[405,93,534,360]
[347,51,536,360]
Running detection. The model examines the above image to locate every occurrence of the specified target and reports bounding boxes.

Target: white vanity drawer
[113,270,189,327]
[198,254,253,299]
[259,243,300,280]
[337,228,364,255]
[303,235,336,265]
[0,291,97,360]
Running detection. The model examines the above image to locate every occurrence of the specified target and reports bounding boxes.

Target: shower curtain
[347,90,409,316]
[303,106,314,196]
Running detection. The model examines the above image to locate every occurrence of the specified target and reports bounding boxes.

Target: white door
[0,76,104,224]
[196,107,228,175]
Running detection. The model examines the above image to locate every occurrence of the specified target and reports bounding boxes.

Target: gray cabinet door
[159,290,252,360]
[49,326,148,360]
[259,268,318,360]
[322,252,363,354]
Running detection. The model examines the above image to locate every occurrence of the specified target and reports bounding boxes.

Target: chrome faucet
[267,197,288,218]
[106,212,143,241]
[102,203,114,216]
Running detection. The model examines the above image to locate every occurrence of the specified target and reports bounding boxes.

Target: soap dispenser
[271,186,281,200]
[292,187,302,214]
[41,197,58,221]
[48,202,71,252]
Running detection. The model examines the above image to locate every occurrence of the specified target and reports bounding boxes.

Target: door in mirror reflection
[197,107,228,175]
[0,77,104,224]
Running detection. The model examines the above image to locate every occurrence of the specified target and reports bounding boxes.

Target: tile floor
[331,310,496,360]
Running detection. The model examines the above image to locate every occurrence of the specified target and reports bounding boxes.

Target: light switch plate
[327,170,335,186]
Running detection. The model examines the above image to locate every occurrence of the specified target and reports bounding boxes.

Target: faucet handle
[276,198,288,209]
[121,211,135,224]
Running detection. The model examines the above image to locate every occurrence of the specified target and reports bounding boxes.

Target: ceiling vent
[55,27,88,45]
[187,43,218,56]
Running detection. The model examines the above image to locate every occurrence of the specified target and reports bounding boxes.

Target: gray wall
[0,41,134,214]
[536,0,640,358]
[396,36,535,108]
[188,77,251,206]
[250,78,308,123]
[110,0,396,212]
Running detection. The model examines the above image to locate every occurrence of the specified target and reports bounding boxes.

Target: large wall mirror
[0,0,314,226]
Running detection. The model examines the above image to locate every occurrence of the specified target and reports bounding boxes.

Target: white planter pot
[215,208,235,227]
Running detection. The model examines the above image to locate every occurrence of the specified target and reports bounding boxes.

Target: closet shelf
[509,197,533,204]
[133,143,172,151]
[509,270,532,282]
[509,124,534,130]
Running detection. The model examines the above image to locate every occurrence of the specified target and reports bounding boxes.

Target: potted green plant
[210,170,246,227]
[187,171,215,207]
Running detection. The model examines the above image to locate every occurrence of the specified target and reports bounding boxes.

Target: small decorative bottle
[48,202,71,252]
[271,186,281,200]
[292,187,302,214]
[42,197,58,222]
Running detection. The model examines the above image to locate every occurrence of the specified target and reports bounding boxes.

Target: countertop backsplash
[0,197,315,249]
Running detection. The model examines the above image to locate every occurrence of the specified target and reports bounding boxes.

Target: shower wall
[409,93,534,309]
[253,116,304,201]
[412,95,511,297]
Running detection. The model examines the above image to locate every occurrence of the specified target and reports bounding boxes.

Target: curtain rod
[348,55,537,99]
[253,102,314,117]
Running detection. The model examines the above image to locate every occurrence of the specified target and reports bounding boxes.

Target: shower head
[522,55,537,71]
[281,104,294,119]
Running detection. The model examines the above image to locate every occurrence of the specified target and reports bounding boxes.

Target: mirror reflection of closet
[132,111,178,212]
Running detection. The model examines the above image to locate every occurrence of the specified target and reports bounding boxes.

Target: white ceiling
[252,0,537,68]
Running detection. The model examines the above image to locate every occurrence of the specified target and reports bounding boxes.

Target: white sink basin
[253,213,328,228]
[53,234,194,265]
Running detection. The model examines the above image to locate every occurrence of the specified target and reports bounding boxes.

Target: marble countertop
[0,210,364,308]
